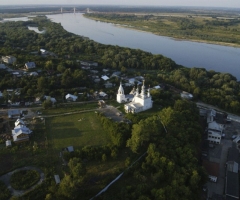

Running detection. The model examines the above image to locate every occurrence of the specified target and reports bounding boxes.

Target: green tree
[58,175,76,199]
[127,116,163,153]
[45,60,54,70]
[2,90,8,104]
[42,98,52,109]
[37,77,47,91]
[68,157,86,179]
[102,154,107,162]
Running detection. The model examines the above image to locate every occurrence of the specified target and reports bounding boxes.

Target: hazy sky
[0,0,240,8]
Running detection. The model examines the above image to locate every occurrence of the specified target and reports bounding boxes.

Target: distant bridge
[57,7,94,14]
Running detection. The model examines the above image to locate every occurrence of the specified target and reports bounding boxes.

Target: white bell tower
[117,82,126,103]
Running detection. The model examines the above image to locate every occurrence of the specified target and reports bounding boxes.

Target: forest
[85,13,240,46]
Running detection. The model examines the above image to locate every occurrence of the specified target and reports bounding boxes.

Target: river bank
[84,14,240,48]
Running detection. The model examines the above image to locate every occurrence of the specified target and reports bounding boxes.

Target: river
[3,13,240,80]
[46,13,240,80]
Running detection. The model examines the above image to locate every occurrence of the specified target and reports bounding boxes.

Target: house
[65,94,78,101]
[14,88,21,96]
[9,102,21,107]
[35,97,42,104]
[208,130,221,144]
[6,140,12,147]
[81,66,90,70]
[135,76,144,81]
[119,81,153,114]
[124,83,132,87]
[103,69,109,72]
[12,125,32,143]
[126,78,135,85]
[29,72,38,76]
[0,64,7,69]
[44,96,57,104]
[80,61,98,67]
[12,72,22,78]
[2,56,16,64]
[25,62,36,70]
[208,121,224,133]
[207,109,216,123]
[99,92,108,99]
[8,109,22,119]
[225,144,239,199]
[40,49,48,55]
[94,78,101,83]
[180,91,193,99]
[98,100,106,108]
[101,75,109,81]
[90,70,98,74]
[226,161,238,173]
[67,146,74,152]
[111,71,121,77]
[15,118,25,127]
[207,121,224,145]
[104,82,113,88]
[54,175,61,184]
[153,85,161,89]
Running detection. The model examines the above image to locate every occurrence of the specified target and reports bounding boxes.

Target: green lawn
[46,112,110,150]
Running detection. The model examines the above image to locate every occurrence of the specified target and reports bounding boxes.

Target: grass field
[42,102,98,115]
[46,112,110,150]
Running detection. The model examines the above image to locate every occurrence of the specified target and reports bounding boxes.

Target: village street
[197,101,240,122]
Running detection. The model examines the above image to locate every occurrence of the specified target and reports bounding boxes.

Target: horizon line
[0,4,240,9]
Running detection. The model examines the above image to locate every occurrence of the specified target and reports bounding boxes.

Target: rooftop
[227,147,239,164]
[226,171,239,199]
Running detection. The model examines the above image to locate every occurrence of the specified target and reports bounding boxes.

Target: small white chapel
[116,81,153,113]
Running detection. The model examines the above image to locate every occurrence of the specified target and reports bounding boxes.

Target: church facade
[117,81,153,113]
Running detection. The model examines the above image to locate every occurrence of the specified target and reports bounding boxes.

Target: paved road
[0,166,44,197]
[197,102,240,122]
[207,139,232,197]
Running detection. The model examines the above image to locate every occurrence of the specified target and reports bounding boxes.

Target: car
[232,135,237,140]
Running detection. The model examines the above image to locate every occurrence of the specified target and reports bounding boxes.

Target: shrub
[10,169,40,190]
[0,181,11,200]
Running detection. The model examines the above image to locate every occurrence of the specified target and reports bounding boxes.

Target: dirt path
[0,166,44,197]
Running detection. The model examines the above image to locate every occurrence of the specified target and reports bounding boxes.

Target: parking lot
[98,105,125,122]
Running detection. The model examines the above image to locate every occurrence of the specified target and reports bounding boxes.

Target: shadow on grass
[50,122,75,127]
[50,128,82,139]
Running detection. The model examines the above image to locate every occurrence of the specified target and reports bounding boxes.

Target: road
[197,102,240,122]
[0,166,44,197]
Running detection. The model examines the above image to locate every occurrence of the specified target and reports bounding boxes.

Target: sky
[0,0,240,8]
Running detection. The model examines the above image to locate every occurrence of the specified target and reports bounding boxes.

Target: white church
[117,81,153,113]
